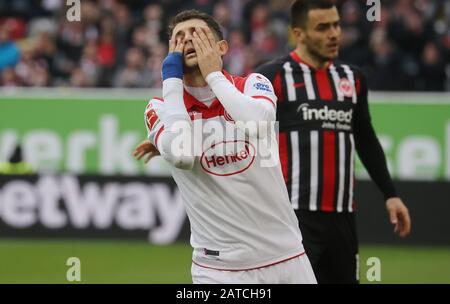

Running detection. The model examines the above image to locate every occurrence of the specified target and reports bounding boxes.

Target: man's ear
[217,40,229,56]
[292,27,306,43]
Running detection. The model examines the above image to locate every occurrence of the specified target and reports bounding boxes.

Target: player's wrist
[205,71,225,85]
[162,52,183,80]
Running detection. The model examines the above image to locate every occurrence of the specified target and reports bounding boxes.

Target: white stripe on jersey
[330,64,345,102]
[309,130,319,211]
[290,130,300,209]
[348,134,355,212]
[283,62,296,102]
[336,132,346,212]
[299,63,316,100]
[342,64,357,104]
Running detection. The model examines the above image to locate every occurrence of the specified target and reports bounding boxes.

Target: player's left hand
[386,197,411,238]
[192,26,223,79]
[133,139,160,163]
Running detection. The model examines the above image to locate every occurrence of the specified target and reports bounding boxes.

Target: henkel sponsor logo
[200,140,256,176]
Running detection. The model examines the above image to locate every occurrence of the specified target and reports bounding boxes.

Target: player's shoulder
[145,97,164,113]
[147,96,164,104]
[146,97,164,109]
[244,72,273,88]
[332,60,365,78]
[332,60,368,94]
[232,72,273,93]
[254,55,291,77]
[242,72,272,83]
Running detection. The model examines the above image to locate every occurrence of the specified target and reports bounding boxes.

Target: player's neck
[183,68,208,87]
[294,46,329,70]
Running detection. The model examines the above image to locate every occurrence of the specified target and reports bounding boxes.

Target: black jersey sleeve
[352,69,397,200]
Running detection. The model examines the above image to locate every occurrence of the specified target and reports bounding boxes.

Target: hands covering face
[190,26,223,78]
[170,26,223,78]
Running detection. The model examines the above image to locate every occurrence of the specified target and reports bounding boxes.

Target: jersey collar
[183,70,234,111]
[289,51,332,71]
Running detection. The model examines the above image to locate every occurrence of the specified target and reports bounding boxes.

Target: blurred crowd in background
[0,0,449,91]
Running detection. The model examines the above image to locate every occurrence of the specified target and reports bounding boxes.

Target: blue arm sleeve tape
[162,52,183,80]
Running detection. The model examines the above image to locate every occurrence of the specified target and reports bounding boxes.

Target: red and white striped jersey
[144,71,305,271]
[256,51,396,213]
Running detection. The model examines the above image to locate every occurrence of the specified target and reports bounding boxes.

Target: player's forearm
[156,129,195,170]
[158,60,195,170]
[354,73,397,200]
[161,78,190,125]
[354,123,397,200]
[205,72,276,124]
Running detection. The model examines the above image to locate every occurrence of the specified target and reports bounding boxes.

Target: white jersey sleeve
[144,97,194,170]
[144,98,165,147]
[242,73,277,107]
[205,71,277,138]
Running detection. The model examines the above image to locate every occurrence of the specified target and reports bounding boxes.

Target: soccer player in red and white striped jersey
[255,0,411,283]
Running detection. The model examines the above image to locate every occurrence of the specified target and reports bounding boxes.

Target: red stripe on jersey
[273,72,284,103]
[315,70,333,101]
[252,95,275,106]
[355,77,361,95]
[278,132,289,183]
[153,97,164,102]
[321,131,336,212]
[154,126,164,148]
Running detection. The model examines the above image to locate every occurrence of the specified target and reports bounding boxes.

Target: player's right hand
[169,37,184,54]
[133,139,161,163]
[162,38,184,81]
[386,197,411,238]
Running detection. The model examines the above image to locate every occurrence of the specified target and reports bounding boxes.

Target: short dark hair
[290,0,337,28]
[167,9,224,40]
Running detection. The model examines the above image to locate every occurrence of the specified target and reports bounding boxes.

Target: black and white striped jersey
[255,51,397,213]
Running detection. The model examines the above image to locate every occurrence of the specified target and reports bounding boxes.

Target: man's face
[298,7,341,60]
[171,19,217,68]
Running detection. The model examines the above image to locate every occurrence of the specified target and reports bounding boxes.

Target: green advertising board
[0,88,171,176]
[1,89,449,180]
[356,92,450,181]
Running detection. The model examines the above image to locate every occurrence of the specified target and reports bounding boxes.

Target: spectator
[15,44,50,87]
[78,40,100,86]
[248,3,279,61]
[0,0,448,91]
[0,28,20,71]
[146,42,167,88]
[113,47,148,87]
[339,0,372,67]
[223,29,248,76]
[143,3,165,47]
[1,68,20,87]
[420,41,446,91]
[213,1,232,38]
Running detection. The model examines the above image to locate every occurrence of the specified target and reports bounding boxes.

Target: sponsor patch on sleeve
[253,82,273,93]
[145,106,161,131]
